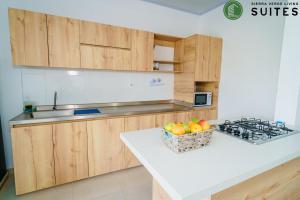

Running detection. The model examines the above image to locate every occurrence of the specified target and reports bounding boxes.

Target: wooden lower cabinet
[124,115,155,168]
[152,157,300,200]
[174,111,191,123]
[53,122,88,185]
[155,113,175,128]
[11,125,55,195]
[192,109,217,120]
[87,117,125,177]
[212,157,300,200]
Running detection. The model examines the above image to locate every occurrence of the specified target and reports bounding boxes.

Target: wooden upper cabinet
[47,15,80,68]
[8,8,48,66]
[80,21,131,49]
[53,122,88,185]
[124,115,155,168]
[11,125,55,195]
[87,117,125,177]
[131,30,154,71]
[80,45,131,70]
[195,35,222,82]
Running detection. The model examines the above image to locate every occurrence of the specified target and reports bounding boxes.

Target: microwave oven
[194,92,212,107]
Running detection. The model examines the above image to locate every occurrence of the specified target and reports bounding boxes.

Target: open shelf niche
[153,33,183,73]
[195,81,219,110]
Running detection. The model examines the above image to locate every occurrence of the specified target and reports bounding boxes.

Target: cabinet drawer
[80,21,131,49]
[80,45,131,70]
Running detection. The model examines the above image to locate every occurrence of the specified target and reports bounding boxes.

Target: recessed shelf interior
[153,33,183,73]
[195,81,219,109]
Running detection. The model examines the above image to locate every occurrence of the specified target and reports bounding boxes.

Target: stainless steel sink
[32,110,74,119]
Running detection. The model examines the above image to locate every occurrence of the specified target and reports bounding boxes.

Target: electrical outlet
[150,78,164,87]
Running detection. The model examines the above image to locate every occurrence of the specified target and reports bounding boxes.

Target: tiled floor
[0,166,152,200]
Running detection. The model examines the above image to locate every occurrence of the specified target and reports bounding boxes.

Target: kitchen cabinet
[124,115,155,168]
[174,111,191,123]
[80,45,131,70]
[80,21,131,49]
[87,117,125,177]
[131,30,154,71]
[47,15,80,68]
[155,113,175,128]
[53,122,88,185]
[195,35,222,82]
[8,8,48,66]
[11,125,55,195]
[192,109,217,121]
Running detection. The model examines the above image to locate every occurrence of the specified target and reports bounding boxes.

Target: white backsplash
[21,68,173,106]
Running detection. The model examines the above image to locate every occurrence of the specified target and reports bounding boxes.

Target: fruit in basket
[191,117,199,123]
[189,121,197,128]
[164,123,175,132]
[199,120,210,131]
[190,124,203,133]
[183,123,191,133]
[171,125,185,135]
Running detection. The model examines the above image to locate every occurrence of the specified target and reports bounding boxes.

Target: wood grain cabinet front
[8,8,49,66]
[11,125,55,195]
[87,118,125,177]
[80,20,132,49]
[155,113,175,128]
[80,45,131,70]
[195,35,222,82]
[131,30,154,72]
[53,122,88,185]
[124,115,156,168]
[47,15,81,68]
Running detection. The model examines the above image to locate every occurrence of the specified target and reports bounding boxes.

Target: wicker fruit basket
[162,126,215,153]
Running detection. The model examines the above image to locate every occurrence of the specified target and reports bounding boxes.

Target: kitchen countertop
[10,100,194,127]
[120,128,300,200]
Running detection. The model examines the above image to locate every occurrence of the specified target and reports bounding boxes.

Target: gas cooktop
[218,118,299,145]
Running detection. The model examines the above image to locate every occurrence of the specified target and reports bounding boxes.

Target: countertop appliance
[194,92,212,107]
[218,118,299,145]
[0,116,7,185]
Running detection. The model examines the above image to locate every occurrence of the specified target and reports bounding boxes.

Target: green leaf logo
[224,0,243,20]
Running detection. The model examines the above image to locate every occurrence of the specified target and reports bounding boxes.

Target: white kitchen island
[120,128,300,200]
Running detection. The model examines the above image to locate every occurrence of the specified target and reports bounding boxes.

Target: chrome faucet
[53,91,57,110]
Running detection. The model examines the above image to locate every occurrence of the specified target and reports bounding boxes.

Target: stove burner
[218,118,297,145]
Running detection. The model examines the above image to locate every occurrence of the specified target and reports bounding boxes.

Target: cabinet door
[192,109,218,120]
[80,21,131,49]
[124,115,155,168]
[53,122,88,185]
[131,30,154,71]
[80,45,131,70]
[174,111,192,123]
[195,35,222,81]
[47,15,80,68]
[8,8,48,66]
[87,118,125,177]
[11,125,55,195]
[155,113,175,128]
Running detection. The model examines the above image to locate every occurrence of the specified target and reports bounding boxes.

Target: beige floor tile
[73,170,128,200]
[122,167,152,189]
[0,167,152,200]
[90,191,125,200]
[18,183,73,200]
[123,182,152,200]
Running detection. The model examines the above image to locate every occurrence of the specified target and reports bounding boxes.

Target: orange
[191,124,203,133]
[171,125,185,135]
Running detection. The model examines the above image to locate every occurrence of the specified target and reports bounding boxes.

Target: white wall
[196,0,285,120]
[0,0,198,168]
[274,14,300,127]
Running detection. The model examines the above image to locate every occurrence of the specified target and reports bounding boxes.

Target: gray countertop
[10,100,194,127]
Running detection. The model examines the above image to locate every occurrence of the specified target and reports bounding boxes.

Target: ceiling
[143,0,227,15]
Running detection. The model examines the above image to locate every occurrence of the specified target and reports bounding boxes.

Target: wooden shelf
[153,60,181,64]
[152,70,182,73]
